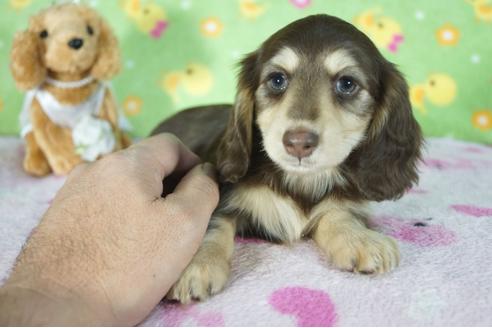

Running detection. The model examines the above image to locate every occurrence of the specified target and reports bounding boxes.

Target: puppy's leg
[166,215,236,303]
[312,203,399,274]
[23,130,51,176]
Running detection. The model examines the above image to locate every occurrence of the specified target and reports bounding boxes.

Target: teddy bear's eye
[39,30,48,38]
[87,25,94,36]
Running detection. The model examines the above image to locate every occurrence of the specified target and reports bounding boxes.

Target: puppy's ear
[216,53,258,183]
[10,30,46,90]
[347,62,422,201]
[90,17,121,80]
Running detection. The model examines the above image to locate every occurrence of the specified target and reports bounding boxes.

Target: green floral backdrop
[1,0,491,143]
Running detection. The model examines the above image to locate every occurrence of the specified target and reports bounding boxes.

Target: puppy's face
[30,4,102,74]
[218,15,422,201]
[256,47,373,174]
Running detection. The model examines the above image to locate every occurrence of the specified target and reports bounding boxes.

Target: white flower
[72,115,115,162]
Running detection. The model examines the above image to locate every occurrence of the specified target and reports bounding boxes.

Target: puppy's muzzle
[68,38,84,50]
[282,129,319,159]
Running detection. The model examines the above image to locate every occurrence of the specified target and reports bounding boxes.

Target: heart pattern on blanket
[450,204,492,217]
[161,303,224,326]
[269,286,337,326]
[421,157,492,170]
[370,216,457,247]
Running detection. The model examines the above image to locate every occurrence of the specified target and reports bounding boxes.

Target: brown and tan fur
[152,14,422,303]
[10,3,131,176]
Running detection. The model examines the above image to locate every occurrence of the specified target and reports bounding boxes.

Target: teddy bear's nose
[68,38,84,50]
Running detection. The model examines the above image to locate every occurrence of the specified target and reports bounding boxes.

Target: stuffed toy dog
[10,3,131,176]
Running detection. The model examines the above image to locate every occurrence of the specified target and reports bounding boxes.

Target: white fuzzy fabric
[0,136,491,326]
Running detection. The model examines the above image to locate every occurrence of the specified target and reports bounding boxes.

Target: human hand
[0,134,219,326]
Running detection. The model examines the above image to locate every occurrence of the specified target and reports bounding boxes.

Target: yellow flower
[200,17,223,37]
[123,96,143,116]
[10,0,32,10]
[472,110,492,130]
[240,0,267,20]
[424,73,457,106]
[436,24,460,46]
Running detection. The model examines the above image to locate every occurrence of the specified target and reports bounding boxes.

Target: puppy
[10,3,131,176]
[152,14,422,303]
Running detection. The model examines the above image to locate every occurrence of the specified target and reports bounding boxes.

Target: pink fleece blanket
[1,136,491,326]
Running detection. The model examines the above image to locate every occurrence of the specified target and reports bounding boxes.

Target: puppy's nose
[282,129,319,159]
[68,38,84,50]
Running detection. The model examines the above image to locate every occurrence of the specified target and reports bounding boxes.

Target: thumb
[157,163,219,227]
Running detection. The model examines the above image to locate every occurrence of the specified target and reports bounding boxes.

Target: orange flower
[123,96,143,116]
[472,110,492,130]
[200,17,223,37]
[436,23,460,46]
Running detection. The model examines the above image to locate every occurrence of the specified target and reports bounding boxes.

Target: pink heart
[289,0,311,9]
[161,303,224,326]
[269,286,337,326]
[371,216,456,247]
[451,205,492,217]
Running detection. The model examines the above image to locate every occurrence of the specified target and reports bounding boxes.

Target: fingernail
[201,162,218,181]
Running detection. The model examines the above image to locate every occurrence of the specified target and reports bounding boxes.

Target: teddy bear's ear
[90,17,121,80]
[10,30,47,90]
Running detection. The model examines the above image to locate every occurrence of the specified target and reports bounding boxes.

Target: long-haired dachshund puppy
[152,14,422,303]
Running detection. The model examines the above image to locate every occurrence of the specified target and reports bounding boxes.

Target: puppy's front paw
[323,228,399,274]
[166,254,230,304]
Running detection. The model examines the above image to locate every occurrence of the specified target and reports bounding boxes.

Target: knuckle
[98,151,129,167]
[98,150,138,175]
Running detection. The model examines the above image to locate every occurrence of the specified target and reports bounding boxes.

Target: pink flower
[290,0,311,9]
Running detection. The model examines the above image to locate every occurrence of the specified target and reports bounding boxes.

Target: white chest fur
[224,185,308,242]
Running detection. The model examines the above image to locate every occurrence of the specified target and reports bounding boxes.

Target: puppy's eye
[87,25,94,36]
[267,72,288,92]
[335,76,358,95]
[39,30,48,38]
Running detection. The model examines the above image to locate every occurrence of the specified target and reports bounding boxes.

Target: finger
[156,163,219,226]
[129,133,200,180]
